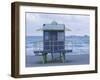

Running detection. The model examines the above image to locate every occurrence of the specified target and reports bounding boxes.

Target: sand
[26,53,89,67]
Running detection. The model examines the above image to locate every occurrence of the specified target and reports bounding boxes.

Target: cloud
[25,12,90,36]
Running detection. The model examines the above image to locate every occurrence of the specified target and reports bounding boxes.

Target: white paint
[19,4,95,75]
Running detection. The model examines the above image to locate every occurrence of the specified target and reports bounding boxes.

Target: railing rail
[33,40,89,53]
[33,40,73,51]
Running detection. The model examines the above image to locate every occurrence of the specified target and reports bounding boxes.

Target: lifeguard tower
[34,21,72,63]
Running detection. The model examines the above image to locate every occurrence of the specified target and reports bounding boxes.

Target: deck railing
[33,40,73,51]
[33,40,89,55]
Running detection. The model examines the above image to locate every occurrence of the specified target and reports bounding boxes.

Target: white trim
[19,5,96,75]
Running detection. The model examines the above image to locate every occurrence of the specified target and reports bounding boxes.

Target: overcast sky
[25,12,90,36]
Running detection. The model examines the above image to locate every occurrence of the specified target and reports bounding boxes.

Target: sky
[25,12,90,36]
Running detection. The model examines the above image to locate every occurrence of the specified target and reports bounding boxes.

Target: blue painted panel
[43,31,65,53]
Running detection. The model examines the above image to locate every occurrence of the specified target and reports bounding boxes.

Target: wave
[25,36,89,55]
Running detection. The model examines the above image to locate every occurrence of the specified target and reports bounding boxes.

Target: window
[57,32,64,41]
[44,32,49,40]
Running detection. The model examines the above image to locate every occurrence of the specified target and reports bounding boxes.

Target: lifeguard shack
[34,21,72,63]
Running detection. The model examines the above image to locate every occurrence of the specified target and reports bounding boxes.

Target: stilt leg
[42,53,47,64]
[60,53,62,62]
[61,53,65,63]
[51,53,54,62]
[42,53,45,64]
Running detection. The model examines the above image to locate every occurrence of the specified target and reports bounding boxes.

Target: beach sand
[26,54,89,67]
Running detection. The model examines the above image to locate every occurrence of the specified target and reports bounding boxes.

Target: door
[57,32,65,51]
[50,32,57,53]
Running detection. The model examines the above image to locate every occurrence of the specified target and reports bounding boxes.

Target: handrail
[33,40,73,51]
[33,40,88,51]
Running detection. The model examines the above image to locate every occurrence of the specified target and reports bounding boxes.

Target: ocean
[25,36,90,55]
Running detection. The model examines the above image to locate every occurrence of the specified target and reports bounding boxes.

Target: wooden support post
[63,53,66,63]
[51,53,54,62]
[60,53,62,62]
[42,53,47,64]
[60,53,66,63]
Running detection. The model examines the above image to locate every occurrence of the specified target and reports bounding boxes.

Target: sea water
[25,36,89,55]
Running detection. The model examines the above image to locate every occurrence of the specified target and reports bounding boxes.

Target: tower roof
[43,21,65,30]
[36,21,71,31]
[51,21,58,25]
